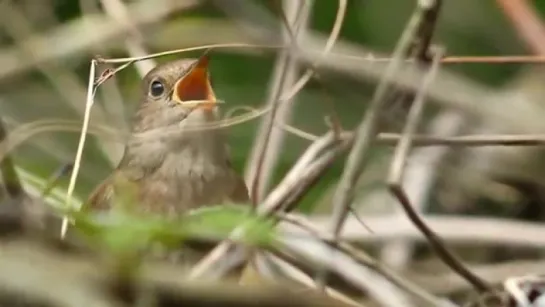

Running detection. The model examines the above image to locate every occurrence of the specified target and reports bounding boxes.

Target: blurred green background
[0,0,543,211]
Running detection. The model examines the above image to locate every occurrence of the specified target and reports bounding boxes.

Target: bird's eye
[149,80,165,97]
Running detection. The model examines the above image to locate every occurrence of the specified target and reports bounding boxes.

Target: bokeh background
[4,2,545,300]
[1,0,539,202]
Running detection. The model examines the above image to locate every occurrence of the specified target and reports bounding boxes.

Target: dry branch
[378,0,445,270]
[291,214,545,248]
[387,48,490,293]
[277,213,449,307]
[0,0,199,79]
[243,0,346,203]
[244,0,312,203]
[496,0,545,55]
[100,0,156,75]
[190,132,352,278]
[0,238,354,307]
[328,0,438,237]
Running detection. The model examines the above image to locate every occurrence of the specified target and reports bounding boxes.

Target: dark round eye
[149,80,165,97]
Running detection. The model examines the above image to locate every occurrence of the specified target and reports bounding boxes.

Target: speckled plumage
[87,58,249,217]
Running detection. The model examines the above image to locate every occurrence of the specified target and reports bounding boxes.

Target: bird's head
[132,55,218,134]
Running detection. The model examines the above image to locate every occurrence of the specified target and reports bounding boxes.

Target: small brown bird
[86,55,249,235]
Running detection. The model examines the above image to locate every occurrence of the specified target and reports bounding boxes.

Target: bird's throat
[121,109,228,180]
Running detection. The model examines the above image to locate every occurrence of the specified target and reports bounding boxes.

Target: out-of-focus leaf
[67,204,276,256]
[182,204,275,246]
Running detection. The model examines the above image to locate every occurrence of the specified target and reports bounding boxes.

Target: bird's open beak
[171,55,216,111]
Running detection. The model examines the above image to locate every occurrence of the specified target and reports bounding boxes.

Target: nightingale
[85,55,250,258]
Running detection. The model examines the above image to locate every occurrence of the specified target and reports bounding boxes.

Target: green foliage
[65,205,276,257]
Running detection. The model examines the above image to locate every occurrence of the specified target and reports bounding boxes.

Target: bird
[85,54,250,259]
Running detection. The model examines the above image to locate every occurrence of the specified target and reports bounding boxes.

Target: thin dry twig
[9,114,545,169]
[99,0,156,75]
[299,213,545,248]
[189,132,352,278]
[441,55,545,63]
[277,213,449,307]
[0,238,356,307]
[380,111,466,269]
[386,49,491,293]
[388,48,442,183]
[252,253,366,307]
[97,43,279,64]
[79,0,134,155]
[245,0,312,204]
[95,0,158,165]
[97,43,545,65]
[189,0,348,279]
[329,0,435,238]
[0,0,200,79]
[0,105,268,163]
[0,1,130,170]
[61,60,97,239]
[245,0,347,202]
[239,0,313,289]
[278,121,545,146]
[0,2,103,120]
[496,0,545,55]
[378,0,444,270]
[269,243,414,307]
[4,2,545,80]
[377,133,545,147]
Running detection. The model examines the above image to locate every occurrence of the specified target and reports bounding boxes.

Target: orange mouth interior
[172,58,216,110]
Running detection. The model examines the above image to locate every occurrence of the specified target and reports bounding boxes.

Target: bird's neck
[118,109,230,179]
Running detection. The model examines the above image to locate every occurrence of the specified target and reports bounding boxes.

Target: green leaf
[181,205,276,246]
[67,204,276,256]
